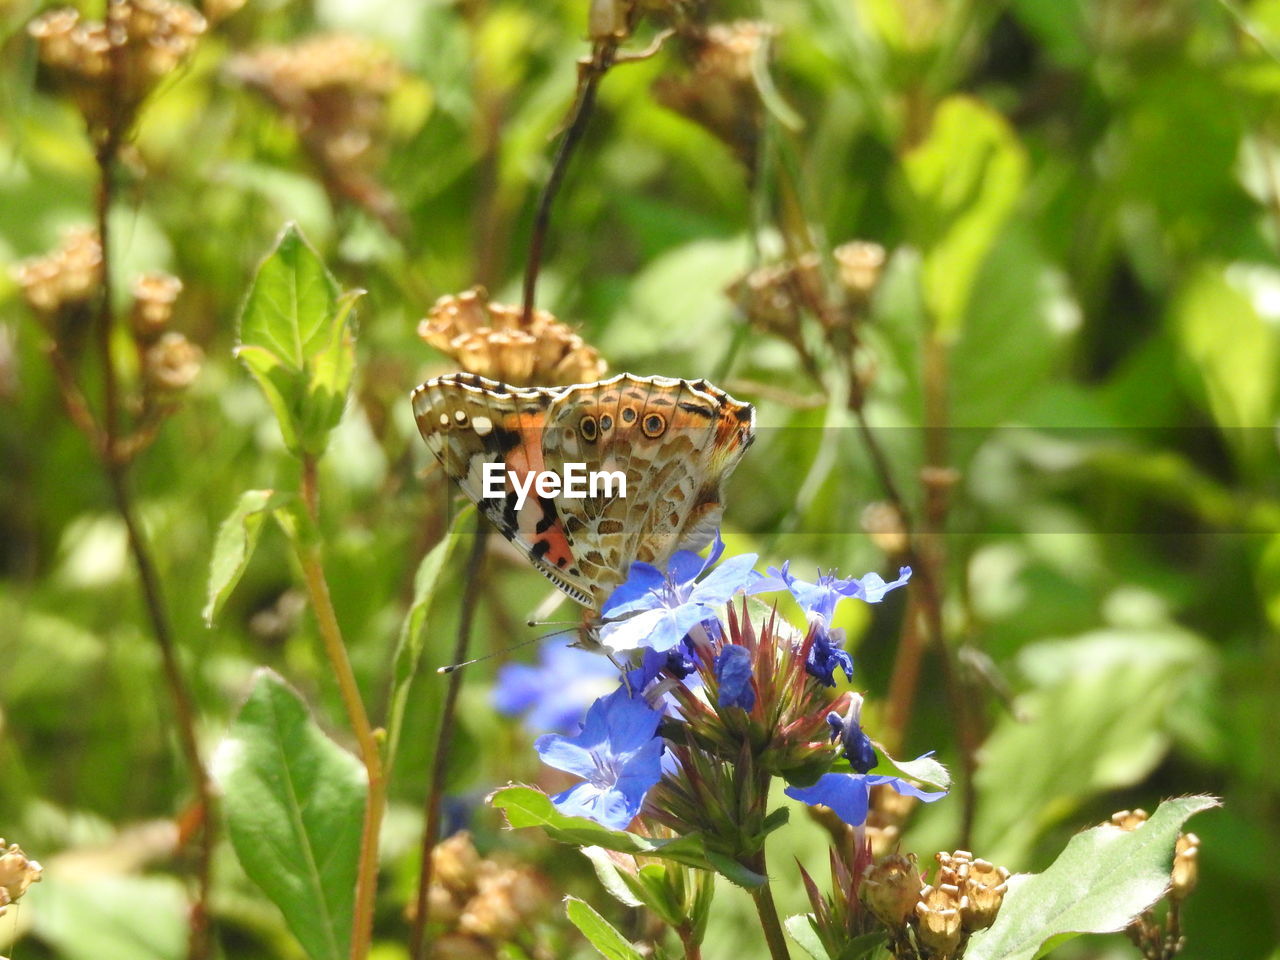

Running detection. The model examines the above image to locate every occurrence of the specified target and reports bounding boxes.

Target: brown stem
[298,459,385,960]
[93,122,214,960]
[410,526,488,960]
[677,924,703,960]
[521,42,618,323]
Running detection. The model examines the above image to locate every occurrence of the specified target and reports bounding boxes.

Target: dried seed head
[457,866,544,941]
[651,21,779,166]
[143,331,202,393]
[1111,808,1149,831]
[960,858,1009,931]
[1171,832,1198,901]
[727,253,824,343]
[432,934,492,960]
[28,2,206,139]
[934,849,973,887]
[834,241,886,301]
[130,272,183,341]
[860,501,909,555]
[432,831,484,898]
[914,883,965,958]
[12,228,103,320]
[418,288,606,387]
[860,853,922,929]
[0,841,43,917]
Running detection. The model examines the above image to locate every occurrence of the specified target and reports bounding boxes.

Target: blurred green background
[1,0,1279,957]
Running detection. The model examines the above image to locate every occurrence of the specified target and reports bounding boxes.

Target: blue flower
[807,627,855,687]
[599,533,761,654]
[493,641,620,734]
[759,563,912,624]
[534,685,666,830]
[785,771,946,827]
[826,700,877,773]
[715,645,755,711]
[627,642,699,692]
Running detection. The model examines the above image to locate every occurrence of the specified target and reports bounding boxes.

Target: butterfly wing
[411,372,598,606]
[412,372,755,612]
[541,374,755,608]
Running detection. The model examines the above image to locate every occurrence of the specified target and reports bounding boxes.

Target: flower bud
[961,858,1009,931]
[143,331,202,393]
[914,883,964,958]
[130,272,183,342]
[860,853,921,929]
[1171,832,1198,901]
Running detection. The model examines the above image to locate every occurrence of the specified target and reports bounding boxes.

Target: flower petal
[601,562,667,617]
[715,644,756,711]
[534,733,597,779]
[785,773,872,827]
[862,774,947,803]
[690,552,761,605]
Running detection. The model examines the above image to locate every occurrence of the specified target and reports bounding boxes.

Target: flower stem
[94,132,214,960]
[297,458,385,960]
[410,524,488,960]
[677,924,703,960]
[748,855,791,960]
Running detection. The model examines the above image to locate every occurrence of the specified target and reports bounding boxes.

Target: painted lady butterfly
[411,372,755,612]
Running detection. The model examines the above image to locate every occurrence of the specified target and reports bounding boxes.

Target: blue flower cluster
[504,533,934,831]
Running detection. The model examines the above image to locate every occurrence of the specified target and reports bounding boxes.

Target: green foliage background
[1,0,1278,958]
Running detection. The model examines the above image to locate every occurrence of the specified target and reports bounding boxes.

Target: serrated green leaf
[565,897,645,960]
[385,508,474,772]
[204,489,294,625]
[965,795,1221,960]
[903,95,1027,340]
[704,851,767,888]
[212,669,366,960]
[785,914,832,960]
[234,344,304,452]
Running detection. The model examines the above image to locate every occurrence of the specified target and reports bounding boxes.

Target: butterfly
[411,372,755,614]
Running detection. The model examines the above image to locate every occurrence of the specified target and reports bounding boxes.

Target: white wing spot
[455,410,468,422]
[472,415,494,436]
[438,413,450,426]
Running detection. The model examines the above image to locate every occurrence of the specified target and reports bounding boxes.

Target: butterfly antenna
[435,628,575,674]
[526,618,579,628]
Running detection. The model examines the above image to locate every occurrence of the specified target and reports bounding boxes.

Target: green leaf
[565,897,645,960]
[203,489,294,625]
[879,749,950,791]
[239,222,340,369]
[1173,264,1278,460]
[235,222,359,457]
[384,507,474,771]
[212,669,366,960]
[973,628,1213,864]
[32,873,188,960]
[902,95,1027,340]
[965,795,1221,960]
[581,846,647,909]
[785,914,832,960]
[490,785,763,885]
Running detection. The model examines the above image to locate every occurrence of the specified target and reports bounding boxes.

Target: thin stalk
[677,924,703,960]
[747,849,791,960]
[520,41,618,323]
[297,459,385,960]
[94,126,214,960]
[410,525,488,960]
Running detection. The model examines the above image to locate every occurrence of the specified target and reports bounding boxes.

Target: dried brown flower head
[1111,808,1150,831]
[130,272,183,342]
[727,252,824,344]
[653,21,779,166]
[12,228,103,347]
[914,882,965,958]
[960,858,1009,931]
[28,1,205,142]
[229,34,402,229]
[143,331,202,393]
[834,240,886,302]
[418,288,606,387]
[861,852,923,929]
[1171,832,1198,901]
[0,841,43,918]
